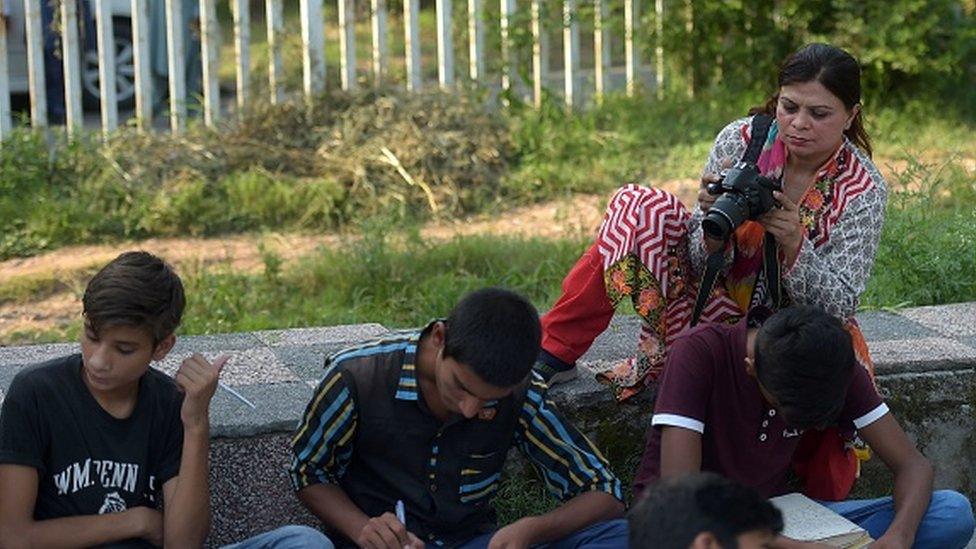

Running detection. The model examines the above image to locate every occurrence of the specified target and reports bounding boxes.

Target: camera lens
[702,193,749,240]
[702,213,732,240]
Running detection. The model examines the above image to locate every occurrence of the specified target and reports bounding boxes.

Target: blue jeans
[222,525,333,549]
[454,519,628,549]
[820,490,974,549]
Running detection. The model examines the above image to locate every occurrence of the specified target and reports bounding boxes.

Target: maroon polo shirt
[633,310,887,498]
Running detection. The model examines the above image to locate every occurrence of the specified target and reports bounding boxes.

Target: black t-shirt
[0,354,184,548]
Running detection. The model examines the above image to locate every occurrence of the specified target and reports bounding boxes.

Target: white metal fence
[0,0,662,143]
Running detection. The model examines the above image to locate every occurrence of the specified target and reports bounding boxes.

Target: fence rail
[0,0,659,143]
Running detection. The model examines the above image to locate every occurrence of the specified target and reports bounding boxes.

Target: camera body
[701,161,782,240]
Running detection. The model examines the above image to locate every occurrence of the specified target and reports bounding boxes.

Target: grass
[183,227,589,334]
[1,90,974,334]
[5,153,974,347]
[861,157,976,310]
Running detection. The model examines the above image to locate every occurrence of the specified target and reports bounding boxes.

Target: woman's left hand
[759,191,804,266]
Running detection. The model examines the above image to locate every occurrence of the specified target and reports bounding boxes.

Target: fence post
[593,0,609,105]
[200,0,221,125]
[232,0,250,112]
[166,0,186,134]
[435,0,453,89]
[655,0,663,99]
[338,0,356,90]
[403,0,421,91]
[301,0,326,97]
[562,0,578,108]
[530,0,542,108]
[499,0,514,95]
[624,0,638,97]
[60,0,84,136]
[24,0,47,129]
[266,0,284,104]
[0,4,11,141]
[95,0,118,136]
[132,0,152,130]
[467,0,483,81]
[371,0,387,84]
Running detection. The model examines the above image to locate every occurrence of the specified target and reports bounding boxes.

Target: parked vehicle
[3,0,201,115]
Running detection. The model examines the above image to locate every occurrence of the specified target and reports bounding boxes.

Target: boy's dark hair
[754,305,856,430]
[628,473,783,549]
[442,287,541,388]
[83,251,185,345]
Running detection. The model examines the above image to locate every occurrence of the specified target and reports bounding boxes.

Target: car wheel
[82,18,136,111]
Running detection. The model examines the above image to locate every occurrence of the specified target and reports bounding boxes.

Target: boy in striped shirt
[290,288,627,548]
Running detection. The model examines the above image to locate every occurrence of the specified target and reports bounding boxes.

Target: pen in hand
[395,499,406,526]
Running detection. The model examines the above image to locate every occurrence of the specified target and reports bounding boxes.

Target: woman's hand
[698,173,721,213]
[759,190,804,265]
[699,158,736,213]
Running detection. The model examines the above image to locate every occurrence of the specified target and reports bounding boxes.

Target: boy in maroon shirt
[635,305,973,549]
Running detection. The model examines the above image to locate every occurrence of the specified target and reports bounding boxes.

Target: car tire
[82,18,136,111]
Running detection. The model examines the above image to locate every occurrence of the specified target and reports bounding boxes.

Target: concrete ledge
[2,304,976,545]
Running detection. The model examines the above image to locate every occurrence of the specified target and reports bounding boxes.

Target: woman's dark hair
[442,287,541,388]
[751,43,872,157]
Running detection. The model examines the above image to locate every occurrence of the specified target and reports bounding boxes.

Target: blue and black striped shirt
[289,324,621,546]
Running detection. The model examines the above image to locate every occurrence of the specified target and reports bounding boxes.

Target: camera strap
[691,114,774,326]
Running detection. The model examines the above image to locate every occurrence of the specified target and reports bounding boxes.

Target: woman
[537,44,886,497]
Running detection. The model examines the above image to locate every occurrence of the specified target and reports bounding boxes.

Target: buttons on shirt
[429,483,437,493]
[758,409,775,442]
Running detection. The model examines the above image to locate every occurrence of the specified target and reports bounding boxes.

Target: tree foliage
[644,0,975,107]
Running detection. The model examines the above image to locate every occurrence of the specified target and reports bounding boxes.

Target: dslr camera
[701,161,782,240]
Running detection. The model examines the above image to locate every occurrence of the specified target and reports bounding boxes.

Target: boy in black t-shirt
[0,252,327,548]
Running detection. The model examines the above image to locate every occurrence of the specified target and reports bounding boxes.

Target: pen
[218,381,257,409]
[395,499,406,525]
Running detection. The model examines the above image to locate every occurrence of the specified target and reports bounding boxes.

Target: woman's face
[775,79,858,165]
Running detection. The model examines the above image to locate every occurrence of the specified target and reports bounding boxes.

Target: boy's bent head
[83,251,186,345]
[754,305,856,430]
[442,287,541,388]
[628,473,783,549]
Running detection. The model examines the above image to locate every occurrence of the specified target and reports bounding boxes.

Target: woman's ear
[846,103,862,130]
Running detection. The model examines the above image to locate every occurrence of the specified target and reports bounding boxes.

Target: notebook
[769,493,873,548]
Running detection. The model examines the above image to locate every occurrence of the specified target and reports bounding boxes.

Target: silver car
[4,0,138,110]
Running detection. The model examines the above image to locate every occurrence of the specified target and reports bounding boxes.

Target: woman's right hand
[699,158,734,213]
[698,173,721,213]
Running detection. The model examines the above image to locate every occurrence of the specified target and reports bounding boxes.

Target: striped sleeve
[513,374,623,502]
[289,364,358,491]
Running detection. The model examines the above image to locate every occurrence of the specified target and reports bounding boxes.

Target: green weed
[862,157,976,310]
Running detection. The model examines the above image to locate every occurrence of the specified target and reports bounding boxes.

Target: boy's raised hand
[175,353,229,430]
